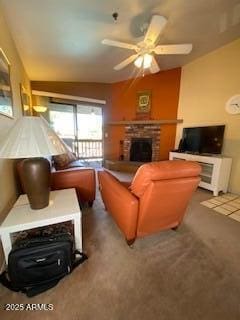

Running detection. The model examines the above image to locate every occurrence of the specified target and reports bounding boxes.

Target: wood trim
[32,90,106,105]
[105,119,183,125]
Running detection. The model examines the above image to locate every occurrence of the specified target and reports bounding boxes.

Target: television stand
[169,152,232,196]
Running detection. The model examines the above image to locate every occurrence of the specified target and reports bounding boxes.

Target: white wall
[176,39,240,194]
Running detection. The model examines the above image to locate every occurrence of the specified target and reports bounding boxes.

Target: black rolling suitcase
[0,233,87,297]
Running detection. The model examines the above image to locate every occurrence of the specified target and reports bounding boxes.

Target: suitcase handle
[0,271,20,292]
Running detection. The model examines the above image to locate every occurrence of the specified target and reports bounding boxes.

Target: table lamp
[0,116,68,210]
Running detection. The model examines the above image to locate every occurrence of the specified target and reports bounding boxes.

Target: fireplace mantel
[105,119,183,125]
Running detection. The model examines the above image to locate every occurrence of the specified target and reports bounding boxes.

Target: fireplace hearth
[130,138,152,162]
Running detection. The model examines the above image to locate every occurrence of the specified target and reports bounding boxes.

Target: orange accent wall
[104,68,181,160]
[31,68,181,161]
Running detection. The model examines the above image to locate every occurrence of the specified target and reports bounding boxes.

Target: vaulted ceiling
[1,0,240,83]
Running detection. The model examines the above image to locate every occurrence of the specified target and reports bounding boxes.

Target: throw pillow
[53,151,77,170]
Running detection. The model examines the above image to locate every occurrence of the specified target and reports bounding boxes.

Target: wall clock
[225,94,240,114]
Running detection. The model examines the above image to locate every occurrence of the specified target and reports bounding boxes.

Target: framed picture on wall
[0,48,13,118]
[136,90,151,119]
[20,84,31,116]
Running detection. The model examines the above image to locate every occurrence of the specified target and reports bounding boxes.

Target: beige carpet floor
[0,188,240,320]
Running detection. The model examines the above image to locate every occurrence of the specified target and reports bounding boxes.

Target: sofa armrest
[98,170,138,240]
[51,168,96,204]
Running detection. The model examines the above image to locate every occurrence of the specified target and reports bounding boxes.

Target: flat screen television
[181,125,225,154]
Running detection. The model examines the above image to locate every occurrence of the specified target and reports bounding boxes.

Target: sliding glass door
[76,105,102,159]
[46,101,103,161]
[47,102,77,152]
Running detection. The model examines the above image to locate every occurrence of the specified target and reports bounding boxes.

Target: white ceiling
[1,0,240,83]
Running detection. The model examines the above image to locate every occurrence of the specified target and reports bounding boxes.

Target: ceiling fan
[102,15,192,73]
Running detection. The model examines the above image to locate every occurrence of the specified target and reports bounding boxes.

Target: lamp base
[21,158,51,210]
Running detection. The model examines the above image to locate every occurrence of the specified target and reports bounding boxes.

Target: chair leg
[126,238,135,247]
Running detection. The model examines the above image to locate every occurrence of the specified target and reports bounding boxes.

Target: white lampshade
[0,116,69,159]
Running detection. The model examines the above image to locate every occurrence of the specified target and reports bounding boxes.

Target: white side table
[0,188,82,264]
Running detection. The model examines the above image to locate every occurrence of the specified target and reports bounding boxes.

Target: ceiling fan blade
[102,39,137,51]
[144,15,167,45]
[154,44,193,55]
[150,57,160,74]
[114,54,139,70]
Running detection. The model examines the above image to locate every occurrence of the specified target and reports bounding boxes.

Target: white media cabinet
[169,152,232,196]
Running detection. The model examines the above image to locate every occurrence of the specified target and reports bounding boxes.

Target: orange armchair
[98,161,201,245]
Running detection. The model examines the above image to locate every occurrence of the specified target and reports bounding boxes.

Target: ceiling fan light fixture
[134,54,153,69]
[143,53,153,69]
[134,55,143,68]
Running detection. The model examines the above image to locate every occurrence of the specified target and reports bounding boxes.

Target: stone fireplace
[124,124,161,162]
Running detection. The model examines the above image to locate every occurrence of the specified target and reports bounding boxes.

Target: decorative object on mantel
[0,116,68,209]
[0,48,13,118]
[20,84,31,116]
[136,91,151,120]
[225,94,240,114]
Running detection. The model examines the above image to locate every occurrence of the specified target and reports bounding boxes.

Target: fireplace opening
[130,138,152,162]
